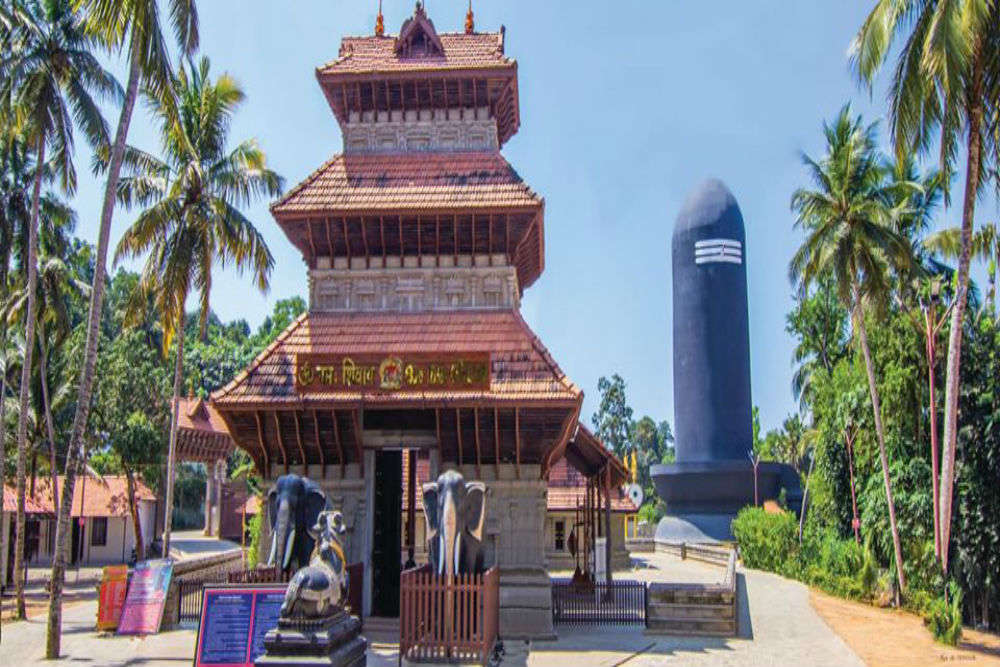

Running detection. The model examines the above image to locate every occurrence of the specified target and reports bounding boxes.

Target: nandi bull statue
[256,503,367,667]
[280,510,348,618]
[422,470,487,576]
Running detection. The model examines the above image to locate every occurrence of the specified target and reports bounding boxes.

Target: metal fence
[177,564,362,625]
[551,579,647,626]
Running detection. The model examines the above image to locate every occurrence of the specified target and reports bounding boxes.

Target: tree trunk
[162,316,185,557]
[124,468,144,561]
[798,451,816,543]
[0,346,7,642]
[14,134,44,619]
[38,322,59,512]
[846,429,861,545]
[46,52,141,660]
[924,308,941,560]
[939,66,984,578]
[854,293,907,595]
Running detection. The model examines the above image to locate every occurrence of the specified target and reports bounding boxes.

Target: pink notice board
[117,558,173,635]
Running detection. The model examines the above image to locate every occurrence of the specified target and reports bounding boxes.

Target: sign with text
[295,353,491,393]
[117,558,173,635]
[193,586,286,667]
[96,565,129,631]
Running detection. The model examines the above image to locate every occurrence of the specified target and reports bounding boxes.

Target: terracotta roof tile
[212,309,580,407]
[319,32,511,76]
[547,459,636,512]
[28,475,155,518]
[3,485,51,514]
[175,397,230,435]
[271,152,541,217]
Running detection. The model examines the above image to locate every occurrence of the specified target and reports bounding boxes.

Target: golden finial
[465,0,475,34]
[375,0,385,36]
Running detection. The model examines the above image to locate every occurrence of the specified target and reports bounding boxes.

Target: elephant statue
[422,470,487,576]
[266,474,331,574]
[280,510,349,619]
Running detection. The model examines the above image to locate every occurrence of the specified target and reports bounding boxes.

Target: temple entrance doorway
[371,449,403,617]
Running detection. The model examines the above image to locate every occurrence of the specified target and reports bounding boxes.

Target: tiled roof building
[206,3,629,631]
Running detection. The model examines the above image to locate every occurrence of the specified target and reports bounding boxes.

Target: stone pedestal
[498,569,555,640]
[254,610,366,667]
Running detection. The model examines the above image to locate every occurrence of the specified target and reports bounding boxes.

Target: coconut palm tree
[0,0,115,619]
[851,0,1000,578]
[44,1,197,652]
[114,56,281,556]
[925,223,1000,311]
[790,106,918,598]
[4,253,90,510]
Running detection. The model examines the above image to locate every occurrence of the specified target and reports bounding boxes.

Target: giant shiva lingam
[256,475,366,667]
[651,180,801,542]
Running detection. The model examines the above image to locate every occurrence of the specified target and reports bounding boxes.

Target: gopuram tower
[211,3,620,640]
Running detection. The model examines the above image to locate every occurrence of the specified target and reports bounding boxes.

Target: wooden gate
[399,565,499,666]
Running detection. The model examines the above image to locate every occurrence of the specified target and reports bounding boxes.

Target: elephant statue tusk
[284,527,296,571]
[268,531,278,566]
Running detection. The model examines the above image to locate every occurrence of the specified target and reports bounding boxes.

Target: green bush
[247,509,263,569]
[925,582,963,646]
[733,508,879,601]
[731,507,798,572]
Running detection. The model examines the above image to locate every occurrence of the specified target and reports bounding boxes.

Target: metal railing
[399,565,499,667]
[551,578,646,626]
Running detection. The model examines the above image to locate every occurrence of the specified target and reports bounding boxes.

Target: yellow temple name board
[295,353,491,392]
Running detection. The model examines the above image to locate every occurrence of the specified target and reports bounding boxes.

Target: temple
[202,4,627,639]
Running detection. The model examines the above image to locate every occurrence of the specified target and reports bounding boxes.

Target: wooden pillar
[203,473,214,537]
[604,468,613,584]
[406,448,417,568]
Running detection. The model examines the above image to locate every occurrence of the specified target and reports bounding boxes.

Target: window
[90,517,108,547]
[554,520,565,551]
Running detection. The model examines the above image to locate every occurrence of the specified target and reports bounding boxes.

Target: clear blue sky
[68,1,995,434]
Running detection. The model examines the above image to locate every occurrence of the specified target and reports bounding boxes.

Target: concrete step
[647,601,734,620]
[647,590,734,606]
[645,616,737,636]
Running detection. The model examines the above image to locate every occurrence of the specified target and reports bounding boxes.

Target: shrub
[731,507,798,572]
[247,509,263,569]
[925,582,963,646]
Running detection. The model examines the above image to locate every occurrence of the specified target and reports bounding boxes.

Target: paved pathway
[1,553,863,665]
[530,564,863,666]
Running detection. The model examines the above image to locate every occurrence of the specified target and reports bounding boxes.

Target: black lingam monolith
[651,179,801,542]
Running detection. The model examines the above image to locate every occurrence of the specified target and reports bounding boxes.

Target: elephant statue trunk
[422,470,487,577]
[269,497,296,571]
[266,474,331,575]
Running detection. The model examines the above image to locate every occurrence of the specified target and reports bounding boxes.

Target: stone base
[651,460,802,516]
[499,569,555,640]
[255,610,367,667]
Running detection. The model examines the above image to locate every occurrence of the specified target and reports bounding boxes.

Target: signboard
[193,586,286,667]
[96,565,129,631]
[594,537,608,585]
[295,353,490,393]
[117,558,173,635]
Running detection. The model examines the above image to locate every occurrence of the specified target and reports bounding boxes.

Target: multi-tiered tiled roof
[271,151,541,215]
[212,310,580,407]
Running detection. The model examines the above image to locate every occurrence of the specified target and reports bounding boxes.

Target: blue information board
[194,585,286,667]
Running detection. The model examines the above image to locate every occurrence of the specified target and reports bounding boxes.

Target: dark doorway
[71,519,82,565]
[371,449,403,617]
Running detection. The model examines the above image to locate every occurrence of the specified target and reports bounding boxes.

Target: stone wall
[309,263,519,313]
[342,107,498,154]
[161,548,245,629]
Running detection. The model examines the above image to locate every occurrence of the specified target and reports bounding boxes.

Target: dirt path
[811,589,1000,666]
